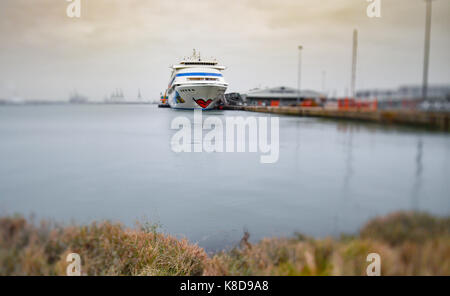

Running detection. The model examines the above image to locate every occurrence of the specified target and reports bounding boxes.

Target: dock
[222,105,450,131]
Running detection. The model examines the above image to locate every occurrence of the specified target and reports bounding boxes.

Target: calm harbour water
[0,104,449,251]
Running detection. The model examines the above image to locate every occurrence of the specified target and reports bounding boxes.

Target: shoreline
[223,105,450,131]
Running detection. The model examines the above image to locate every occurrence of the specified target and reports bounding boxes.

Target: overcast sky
[0,0,449,101]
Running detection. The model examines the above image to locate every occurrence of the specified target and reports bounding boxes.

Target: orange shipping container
[270,100,280,107]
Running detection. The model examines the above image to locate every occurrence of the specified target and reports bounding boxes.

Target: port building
[240,86,325,106]
[357,85,450,101]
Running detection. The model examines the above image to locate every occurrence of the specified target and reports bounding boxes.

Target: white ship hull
[168,84,227,110]
[165,50,228,110]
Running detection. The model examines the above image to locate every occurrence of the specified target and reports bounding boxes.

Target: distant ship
[69,90,88,104]
[166,50,228,110]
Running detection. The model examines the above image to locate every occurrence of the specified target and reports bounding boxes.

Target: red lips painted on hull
[194,98,213,109]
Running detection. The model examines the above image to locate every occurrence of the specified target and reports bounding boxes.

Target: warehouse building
[240,86,325,106]
[356,85,450,101]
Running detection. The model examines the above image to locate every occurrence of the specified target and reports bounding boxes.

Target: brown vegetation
[0,212,449,276]
[0,217,206,275]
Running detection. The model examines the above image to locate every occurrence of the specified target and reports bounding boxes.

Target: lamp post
[422,0,434,100]
[351,29,358,98]
[297,45,303,106]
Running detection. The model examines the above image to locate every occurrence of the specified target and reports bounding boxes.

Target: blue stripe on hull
[175,73,223,77]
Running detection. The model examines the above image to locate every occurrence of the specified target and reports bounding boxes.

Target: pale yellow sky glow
[0,0,449,100]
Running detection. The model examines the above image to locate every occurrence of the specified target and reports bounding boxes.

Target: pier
[222,105,450,131]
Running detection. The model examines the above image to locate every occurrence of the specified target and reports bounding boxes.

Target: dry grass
[204,212,450,276]
[0,212,448,275]
[0,216,207,275]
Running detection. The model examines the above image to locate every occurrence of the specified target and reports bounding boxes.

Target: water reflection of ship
[69,90,88,104]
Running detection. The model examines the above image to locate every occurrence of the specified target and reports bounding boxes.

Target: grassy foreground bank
[0,212,449,276]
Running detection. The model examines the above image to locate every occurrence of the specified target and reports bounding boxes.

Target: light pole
[297,45,303,106]
[351,29,358,98]
[422,0,434,100]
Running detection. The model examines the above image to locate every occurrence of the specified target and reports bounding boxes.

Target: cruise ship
[166,50,228,110]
